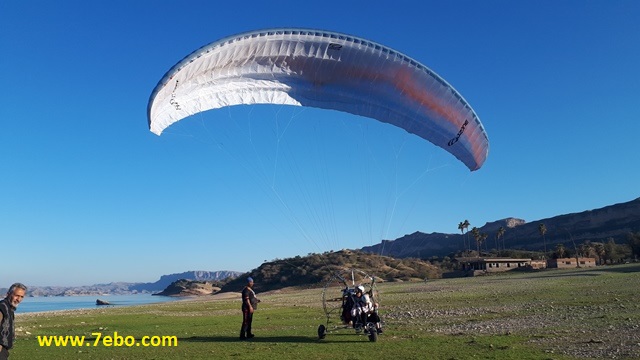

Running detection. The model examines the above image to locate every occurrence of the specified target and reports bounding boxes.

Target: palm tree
[538,223,548,258]
[463,220,470,254]
[554,243,566,258]
[481,233,489,255]
[458,221,466,254]
[496,226,506,254]
[471,227,481,257]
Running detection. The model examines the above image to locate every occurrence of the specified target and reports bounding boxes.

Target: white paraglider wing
[147,28,489,171]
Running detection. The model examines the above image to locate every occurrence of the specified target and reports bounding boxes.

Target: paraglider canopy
[147,28,489,171]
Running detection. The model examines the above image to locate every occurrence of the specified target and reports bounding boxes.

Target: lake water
[16,294,181,314]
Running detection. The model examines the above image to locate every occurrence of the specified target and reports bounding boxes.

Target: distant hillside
[361,197,640,258]
[28,283,137,297]
[220,250,440,294]
[26,270,241,297]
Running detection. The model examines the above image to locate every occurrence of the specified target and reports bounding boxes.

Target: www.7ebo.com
[37,332,178,347]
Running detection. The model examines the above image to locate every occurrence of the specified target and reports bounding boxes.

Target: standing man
[240,277,259,340]
[1,283,27,360]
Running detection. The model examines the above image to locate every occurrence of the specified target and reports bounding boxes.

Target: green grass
[12,264,640,359]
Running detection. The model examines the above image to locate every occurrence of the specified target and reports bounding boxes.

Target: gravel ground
[382,269,640,359]
[385,305,640,359]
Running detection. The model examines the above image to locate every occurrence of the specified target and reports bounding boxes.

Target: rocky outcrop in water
[154,279,220,296]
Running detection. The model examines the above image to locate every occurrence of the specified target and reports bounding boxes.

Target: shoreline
[16,292,241,318]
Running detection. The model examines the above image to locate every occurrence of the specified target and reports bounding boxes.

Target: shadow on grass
[522,263,640,279]
[524,272,601,279]
[182,335,316,344]
[589,263,640,273]
[181,333,368,344]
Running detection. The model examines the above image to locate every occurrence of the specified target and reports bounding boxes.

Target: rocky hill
[153,279,221,296]
[361,197,640,258]
[129,270,241,292]
[219,249,440,294]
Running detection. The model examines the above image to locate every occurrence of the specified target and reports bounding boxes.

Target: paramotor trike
[317,268,382,342]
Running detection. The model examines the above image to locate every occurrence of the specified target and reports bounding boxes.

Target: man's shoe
[247,334,255,338]
[376,328,383,334]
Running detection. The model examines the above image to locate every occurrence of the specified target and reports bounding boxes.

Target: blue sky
[1,1,639,287]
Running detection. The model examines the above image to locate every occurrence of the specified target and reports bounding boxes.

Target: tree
[594,242,606,265]
[538,223,548,258]
[581,241,596,258]
[627,232,640,259]
[481,233,489,255]
[604,238,617,263]
[603,238,632,264]
[554,243,567,259]
[471,227,483,257]
[457,220,471,255]
[458,221,466,253]
[496,226,506,253]
[463,220,470,253]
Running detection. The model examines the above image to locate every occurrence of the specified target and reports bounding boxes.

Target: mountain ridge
[361,197,640,258]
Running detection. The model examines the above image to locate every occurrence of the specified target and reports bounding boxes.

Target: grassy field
[13,263,640,360]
